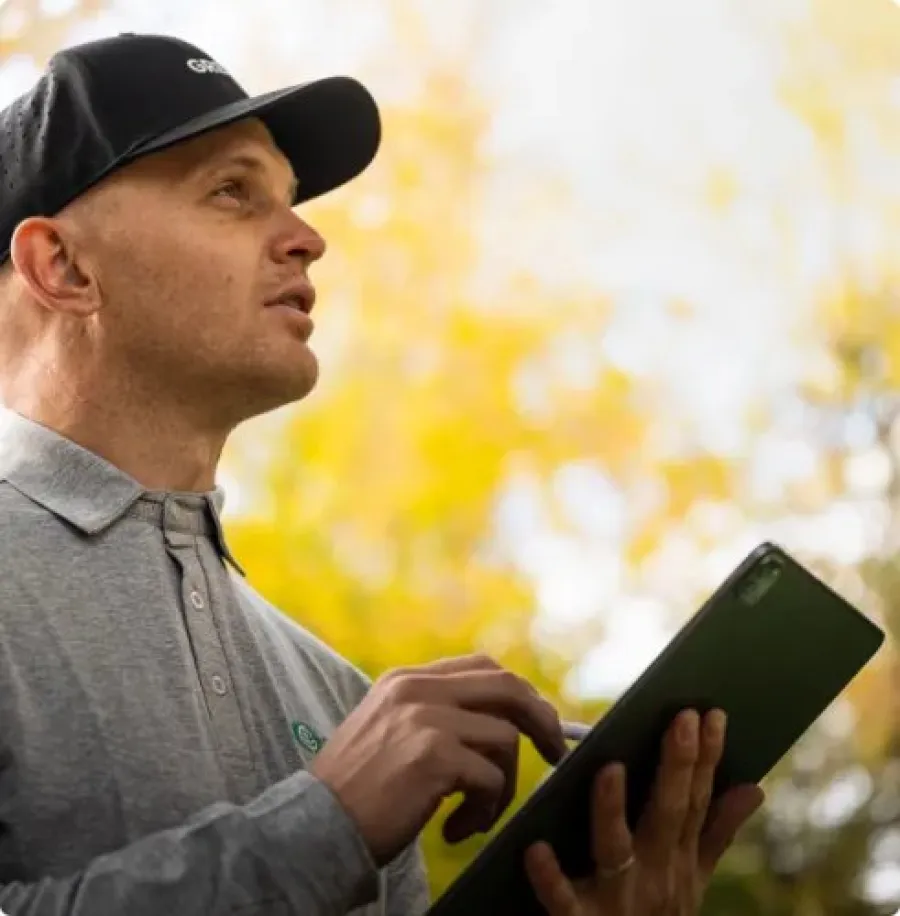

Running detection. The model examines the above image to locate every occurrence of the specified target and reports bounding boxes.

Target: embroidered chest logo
[291,720,326,755]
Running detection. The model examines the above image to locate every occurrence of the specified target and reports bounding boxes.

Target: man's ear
[8,216,100,317]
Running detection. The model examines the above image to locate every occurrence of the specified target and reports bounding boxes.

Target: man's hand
[524,709,764,915]
[310,654,568,865]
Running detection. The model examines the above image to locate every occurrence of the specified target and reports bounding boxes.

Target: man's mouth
[264,284,317,342]
[266,284,316,315]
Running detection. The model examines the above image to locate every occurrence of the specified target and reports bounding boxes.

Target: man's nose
[276,213,327,265]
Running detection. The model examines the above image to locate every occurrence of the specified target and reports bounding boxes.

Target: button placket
[159,495,260,799]
[163,533,233,709]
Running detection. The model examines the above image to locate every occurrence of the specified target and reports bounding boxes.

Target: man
[0,32,763,916]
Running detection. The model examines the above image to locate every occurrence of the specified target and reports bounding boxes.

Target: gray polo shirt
[0,407,430,916]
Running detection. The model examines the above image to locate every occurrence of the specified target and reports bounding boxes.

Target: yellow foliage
[661,457,735,518]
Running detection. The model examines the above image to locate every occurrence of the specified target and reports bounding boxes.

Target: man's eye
[212,179,250,202]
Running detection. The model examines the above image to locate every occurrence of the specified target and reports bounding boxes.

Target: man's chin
[292,349,320,398]
[268,362,320,409]
[229,356,320,422]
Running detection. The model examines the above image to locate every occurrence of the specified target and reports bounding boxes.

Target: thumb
[698,784,764,876]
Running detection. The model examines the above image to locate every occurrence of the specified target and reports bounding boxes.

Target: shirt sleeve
[384,840,431,916]
[0,771,379,916]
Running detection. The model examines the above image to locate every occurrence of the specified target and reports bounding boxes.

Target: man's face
[78,118,326,423]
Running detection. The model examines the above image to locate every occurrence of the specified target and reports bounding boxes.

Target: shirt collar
[0,408,243,572]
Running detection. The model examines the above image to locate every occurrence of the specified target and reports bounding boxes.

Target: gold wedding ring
[597,853,636,880]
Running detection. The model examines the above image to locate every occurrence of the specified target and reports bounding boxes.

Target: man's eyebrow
[198,151,299,202]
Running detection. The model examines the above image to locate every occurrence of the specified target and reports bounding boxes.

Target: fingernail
[678,711,699,745]
[602,763,623,798]
[706,709,727,740]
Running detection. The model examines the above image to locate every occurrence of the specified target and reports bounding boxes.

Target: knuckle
[408,725,446,768]
[668,798,690,823]
[381,672,424,705]
[380,665,410,683]
[670,733,699,765]
[657,788,689,821]
[689,787,711,817]
[403,701,433,729]
[496,668,527,695]
[471,652,501,670]
[690,769,715,804]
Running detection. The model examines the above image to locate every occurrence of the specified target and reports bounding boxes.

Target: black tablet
[425,542,885,916]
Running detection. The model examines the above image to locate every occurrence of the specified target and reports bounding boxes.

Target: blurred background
[4,0,900,912]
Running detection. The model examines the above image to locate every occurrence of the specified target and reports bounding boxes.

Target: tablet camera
[736,553,785,606]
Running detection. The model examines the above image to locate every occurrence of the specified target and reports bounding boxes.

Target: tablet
[425,542,885,916]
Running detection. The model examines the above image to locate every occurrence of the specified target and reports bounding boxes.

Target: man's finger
[679,709,726,851]
[449,708,522,832]
[635,709,699,866]
[444,669,567,764]
[384,663,566,764]
[590,764,635,913]
[441,745,507,844]
[524,842,582,916]
[697,784,765,877]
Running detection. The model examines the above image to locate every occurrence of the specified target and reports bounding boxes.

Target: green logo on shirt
[291,720,326,754]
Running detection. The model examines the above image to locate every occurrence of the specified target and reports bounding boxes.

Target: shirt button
[211,675,228,696]
[189,590,205,609]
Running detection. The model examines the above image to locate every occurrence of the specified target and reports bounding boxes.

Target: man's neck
[5,394,229,493]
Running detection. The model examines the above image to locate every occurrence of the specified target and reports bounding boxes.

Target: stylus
[562,720,591,741]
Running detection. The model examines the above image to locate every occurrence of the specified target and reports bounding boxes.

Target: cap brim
[136,76,381,203]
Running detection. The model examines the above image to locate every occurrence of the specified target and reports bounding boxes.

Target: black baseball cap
[0,32,382,263]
